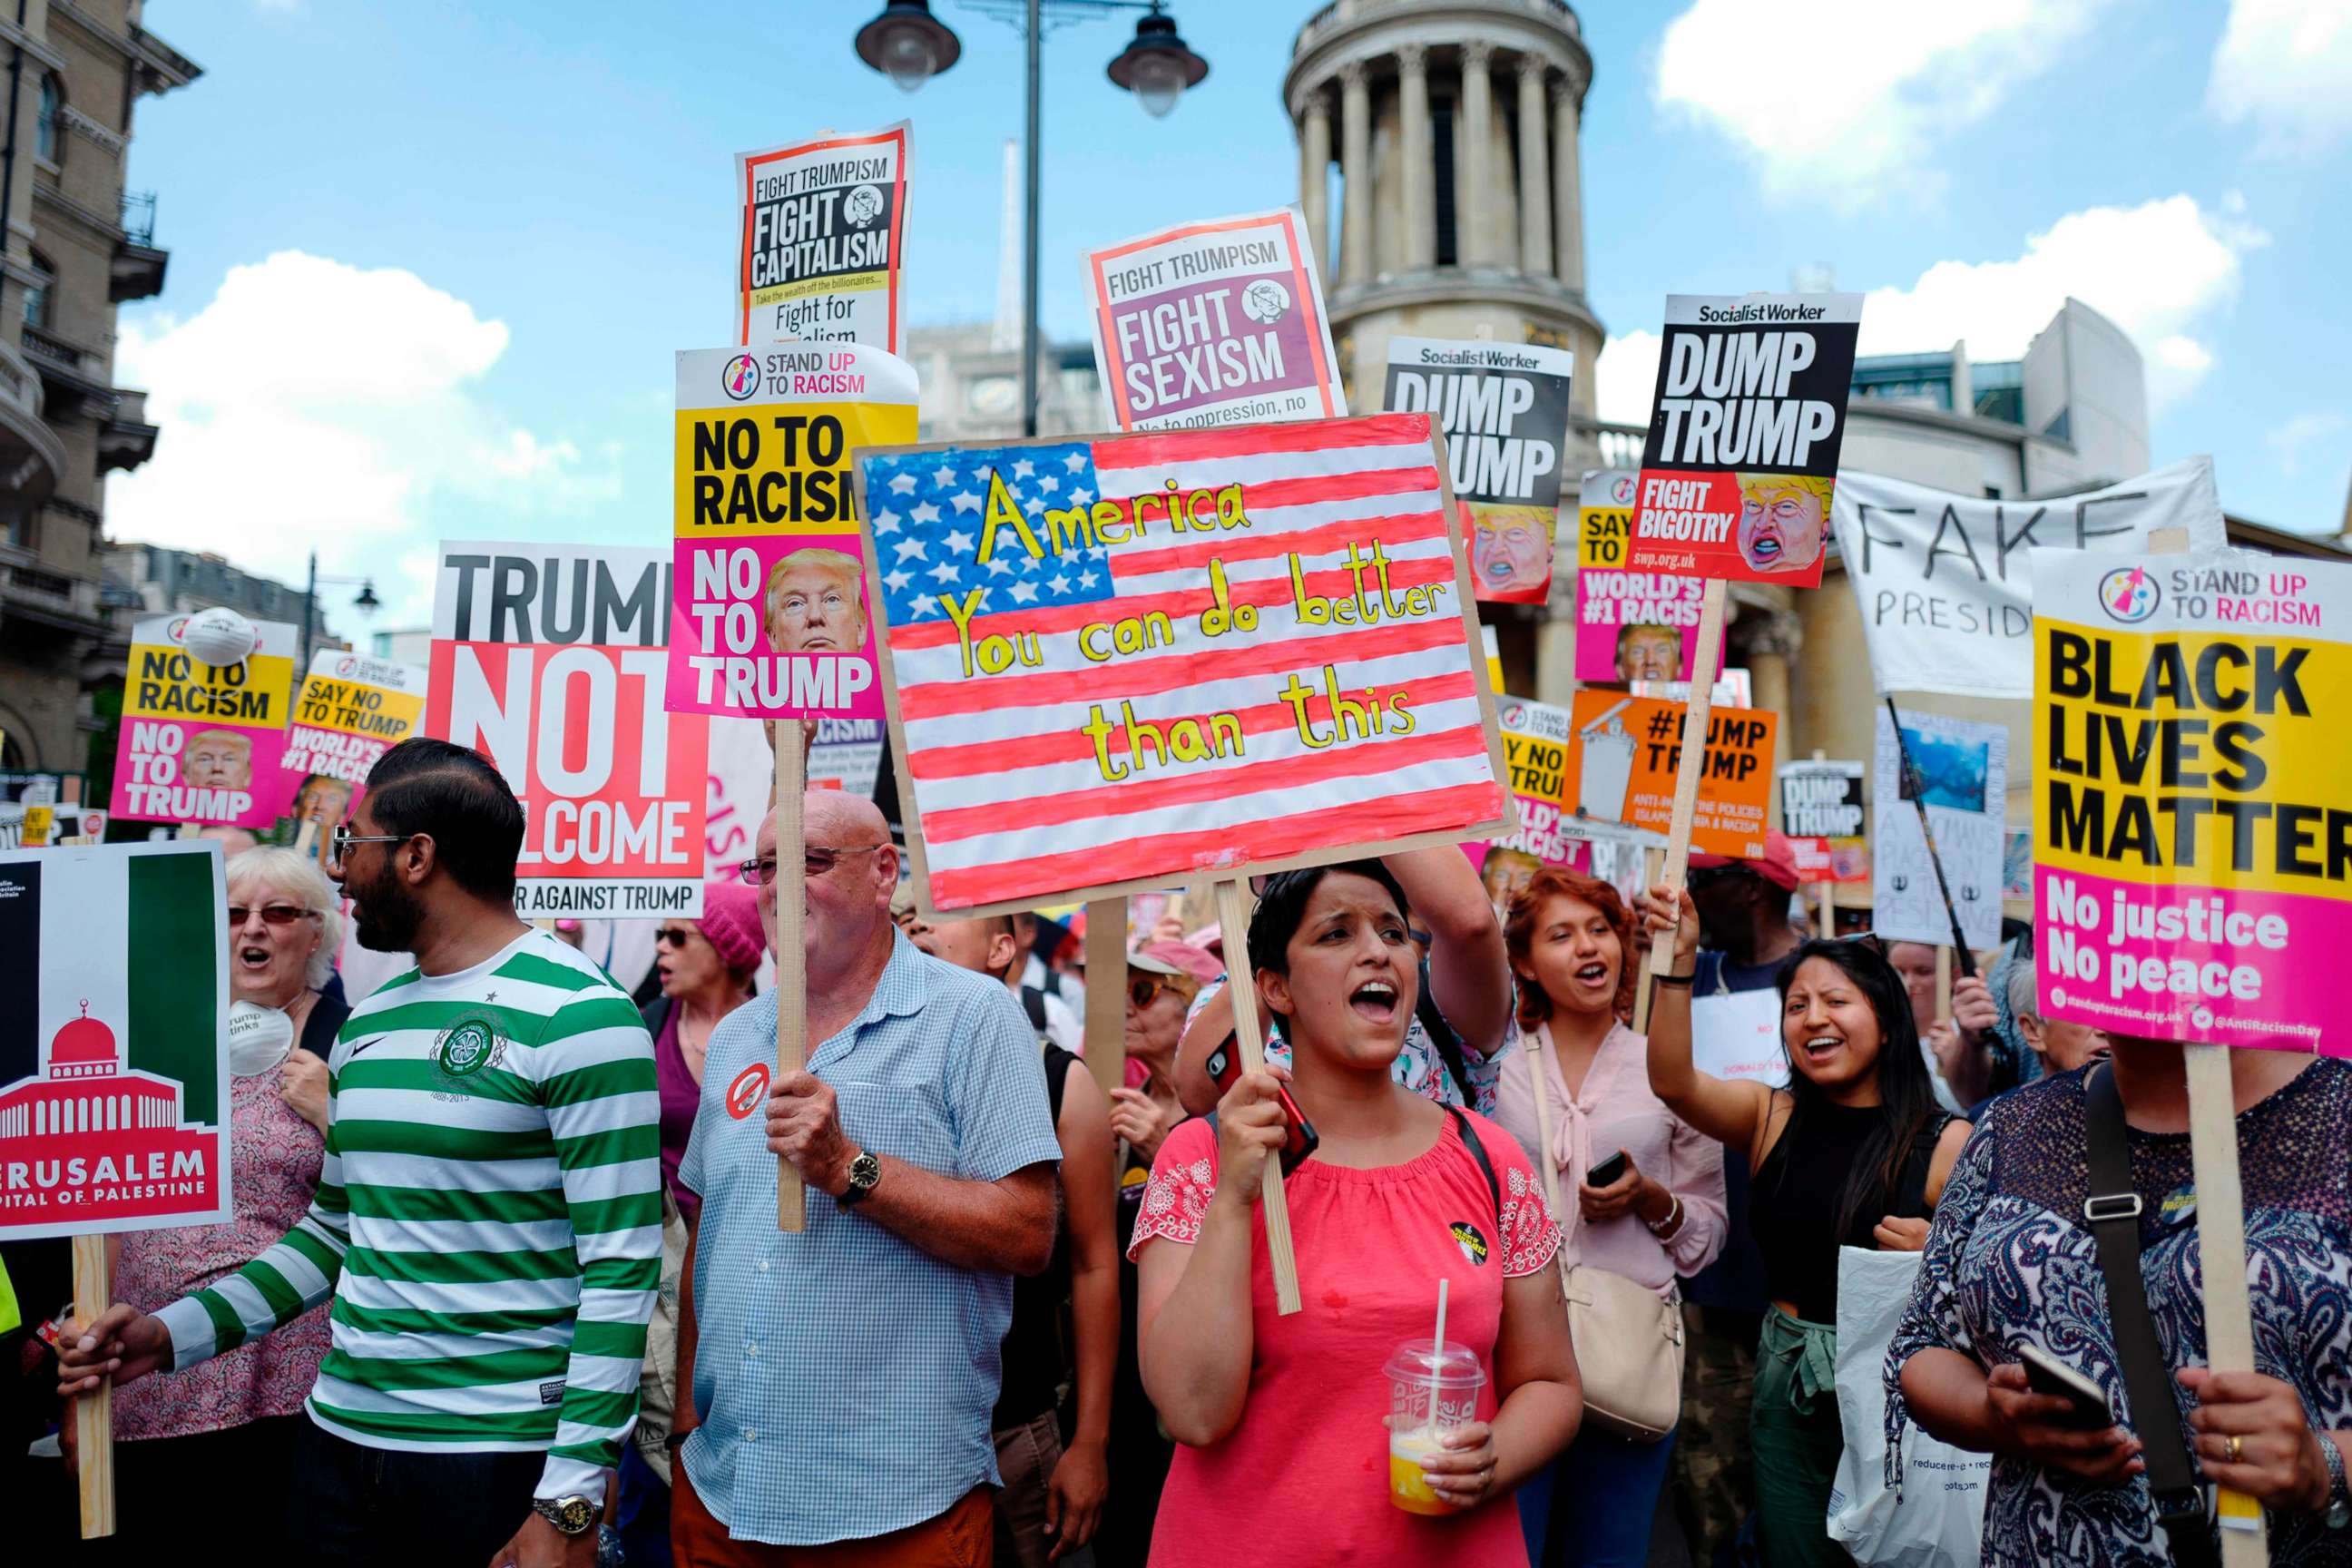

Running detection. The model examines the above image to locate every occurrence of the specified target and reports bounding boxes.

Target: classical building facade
[0,0,195,775]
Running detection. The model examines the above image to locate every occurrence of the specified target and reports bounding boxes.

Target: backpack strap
[2084,1063,2218,1568]
[1020,984,1049,1035]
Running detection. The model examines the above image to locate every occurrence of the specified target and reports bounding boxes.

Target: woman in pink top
[1131,861,1583,1567]
[1493,867,1726,1568]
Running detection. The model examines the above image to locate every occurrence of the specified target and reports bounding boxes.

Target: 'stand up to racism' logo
[722,353,762,401]
[2098,564,2162,624]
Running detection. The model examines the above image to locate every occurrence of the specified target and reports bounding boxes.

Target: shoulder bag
[1528,1026,1684,1443]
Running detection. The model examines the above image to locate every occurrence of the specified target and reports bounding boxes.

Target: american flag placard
[854,414,1511,914]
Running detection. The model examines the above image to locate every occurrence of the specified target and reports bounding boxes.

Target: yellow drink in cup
[1382,1340,1485,1514]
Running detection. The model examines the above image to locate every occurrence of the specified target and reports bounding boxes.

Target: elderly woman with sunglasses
[645,880,766,1221]
[79,848,348,1546]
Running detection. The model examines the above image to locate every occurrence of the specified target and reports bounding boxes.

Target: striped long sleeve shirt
[155,930,662,1503]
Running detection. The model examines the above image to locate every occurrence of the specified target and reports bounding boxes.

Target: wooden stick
[1083,898,1128,1101]
[1644,578,1729,976]
[774,728,808,1232]
[1213,877,1301,1316]
[1632,845,1666,1034]
[1935,943,1953,1025]
[1817,879,1836,940]
[178,822,201,839]
[2133,522,2265,1559]
[294,818,318,857]
[2187,1043,2269,1558]
[70,1235,114,1538]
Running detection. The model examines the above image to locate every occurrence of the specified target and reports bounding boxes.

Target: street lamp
[852,0,1209,436]
[299,550,381,672]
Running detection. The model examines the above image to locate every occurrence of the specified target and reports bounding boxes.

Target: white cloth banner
[1831,456,2226,698]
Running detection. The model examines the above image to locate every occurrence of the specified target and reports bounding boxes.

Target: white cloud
[2266,412,2349,477]
[2209,0,2352,154]
[1594,330,1661,431]
[1654,0,2117,210]
[1855,195,2266,411]
[110,250,615,632]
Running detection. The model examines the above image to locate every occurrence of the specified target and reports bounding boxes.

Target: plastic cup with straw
[1385,1277,1485,1514]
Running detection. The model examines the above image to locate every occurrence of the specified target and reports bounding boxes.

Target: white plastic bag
[1826,1246,1991,1566]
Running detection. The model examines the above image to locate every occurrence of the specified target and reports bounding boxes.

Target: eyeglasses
[737,844,888,887]
[654,926,700,949]
[226,904,317,927]
[1130,974,1180,1009]
[329,825,413,864]
[1684,864,1749,891]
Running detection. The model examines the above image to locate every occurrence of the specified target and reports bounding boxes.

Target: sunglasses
[226,903,316,927]
[654,926,701,949]
[329,825,414,864]
[1683,864,1751,891]
[737,844,888,887]
[1129,974,1192,1009]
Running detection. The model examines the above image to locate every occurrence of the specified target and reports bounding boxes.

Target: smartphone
[2015,1344,2111,1428]
[1203,1033,1319,1176]
[1584,1150,1630,1188]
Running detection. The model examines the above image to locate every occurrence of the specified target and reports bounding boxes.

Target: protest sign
[1083,207,1344,432]
[2002,827,2031,903]
[0,771,62,804]
[1779,759,1867,884]
[1562,690,1775,858]
[852,411,1509,913]
[282,649,426,834]
[1575,469,1710,681]
[1874,708,2004,950]
[1474,697,1575,900]
[429,544,709,919]
[110,613,297,829]
[809,716,883,798]
[1690,987,1788,1089]
[1832,457,2226,699]
[1626,293,1863,588]
[668,342,918,720]
[0,841,230,1240]
[1383,337,1573,603]
[2034,549,2351,1055]
[734,122,909,355]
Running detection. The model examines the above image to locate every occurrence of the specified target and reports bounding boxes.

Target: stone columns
[1339,61,1372,287]
[1396,44,1433,271]
[1300,91,1331,281]
[1460,42,1494,267]
[1516,56,1552,278]
[1551,75,1585,293]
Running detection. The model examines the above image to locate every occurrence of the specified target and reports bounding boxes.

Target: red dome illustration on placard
[46,1002,120,1077]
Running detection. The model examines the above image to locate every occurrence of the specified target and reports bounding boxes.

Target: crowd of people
[8,731,2352,1567]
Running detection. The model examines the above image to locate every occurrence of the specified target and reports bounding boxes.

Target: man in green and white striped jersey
[63,740,662,1568]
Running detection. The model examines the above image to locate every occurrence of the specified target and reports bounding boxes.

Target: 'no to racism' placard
[430,544,710,918]
[1383,337,1574,604]
[1626,293,1863,588]
[669,342,918,721]
[1083,207,1344,433]
[734,122,910,355]
[2036,550,2351,1055]
[852,413,1509,915]
[111,613,298,829]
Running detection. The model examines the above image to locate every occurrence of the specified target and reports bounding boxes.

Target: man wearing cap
[669,792,1063,1563]
[1671,831,1803,1564]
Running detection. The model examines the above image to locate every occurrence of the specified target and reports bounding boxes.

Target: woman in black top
[1637,887,1969,1567]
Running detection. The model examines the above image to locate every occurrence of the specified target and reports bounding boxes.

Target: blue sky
[109,0,2350,637]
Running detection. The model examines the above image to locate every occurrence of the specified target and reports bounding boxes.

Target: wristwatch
[2320,1431,2350,1531]
[532,1495,598,1537]
[838,1148,882,1207]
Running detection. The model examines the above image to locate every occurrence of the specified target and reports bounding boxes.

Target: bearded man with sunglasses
[667,790,1062,1565]
[60,737,662,1568]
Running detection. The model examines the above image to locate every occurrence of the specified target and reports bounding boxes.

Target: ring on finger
[2225,1434,2242,1465]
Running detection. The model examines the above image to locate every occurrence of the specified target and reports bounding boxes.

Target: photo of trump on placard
[184,729,253,791]
[763,547,871,656]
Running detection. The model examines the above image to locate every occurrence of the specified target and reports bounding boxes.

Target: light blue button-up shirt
[677,931,1063,1546]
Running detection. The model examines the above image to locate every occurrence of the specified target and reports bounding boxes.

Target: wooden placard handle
[293,818,319,858]
[71,1234,113,1538]
[1632,844,1666,1034]
[1644,578,1730,975]
[774,726,808,1232]
[1212,877,1302,1316]
[1083,899,1129,1101]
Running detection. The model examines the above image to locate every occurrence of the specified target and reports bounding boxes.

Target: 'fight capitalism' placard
[1625,293,1862,589]
[2035,549,2352,1056]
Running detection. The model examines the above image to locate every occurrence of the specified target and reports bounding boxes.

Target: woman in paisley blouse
[1887,1040,2352,1564]
[92,848,348,1547]
[1132,861,1581,1566]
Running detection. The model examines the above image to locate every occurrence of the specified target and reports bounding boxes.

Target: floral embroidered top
[1129,1108,1560,1568]
[113,1056,333,1440]
[1884,1060,2352,1567]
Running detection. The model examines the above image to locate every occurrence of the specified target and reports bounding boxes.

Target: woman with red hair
[1494,867,1727,1568]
